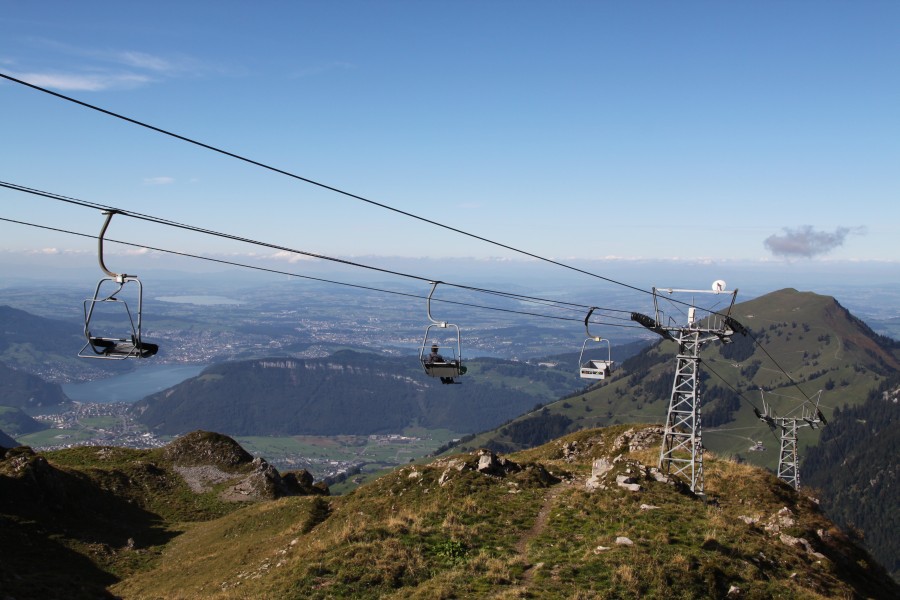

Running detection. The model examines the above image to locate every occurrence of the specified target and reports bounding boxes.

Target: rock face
[476,448,522,476]
[221,457,287,501]
[613,426,664,452]
[218,457,328,501]
[435,449,558,488]
[282,469,329,496]
[585,458,613,491]
[162,430,254,468]
[162,430,328,500]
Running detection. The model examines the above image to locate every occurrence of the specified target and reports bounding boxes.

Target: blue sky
[1,1,898,283]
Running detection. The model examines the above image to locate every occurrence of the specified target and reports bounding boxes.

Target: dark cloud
[764,226,864,258]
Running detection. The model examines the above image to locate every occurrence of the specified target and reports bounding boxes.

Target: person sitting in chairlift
[427,342,455,385]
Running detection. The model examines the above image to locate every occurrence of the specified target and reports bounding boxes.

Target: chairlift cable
[0,72,682,303]
[0,180,819,391]
[0,188,812,387]
[0,215,646,331]
[0,180,632,318]
[701,360,780,443]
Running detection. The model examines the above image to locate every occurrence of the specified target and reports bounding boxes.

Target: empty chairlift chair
[579,307,614,380]
[79,210,158,360]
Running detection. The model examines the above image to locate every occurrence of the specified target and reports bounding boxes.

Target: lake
[62,364,207,404]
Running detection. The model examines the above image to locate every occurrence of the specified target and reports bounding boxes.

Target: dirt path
[514,481,573,587]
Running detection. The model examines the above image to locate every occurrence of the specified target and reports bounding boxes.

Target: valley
[21,398,460,489]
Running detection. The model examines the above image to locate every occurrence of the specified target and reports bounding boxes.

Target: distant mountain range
[131,351,587,436]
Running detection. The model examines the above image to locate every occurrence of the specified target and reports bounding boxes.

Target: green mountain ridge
[447,287,900,590]
[459,289,900,462]
[0,430,327,599]
[0,304,129,383]
[0,405,46,437]
[2,425,897,599]
[0,361,72,414]
[131,350,584,437]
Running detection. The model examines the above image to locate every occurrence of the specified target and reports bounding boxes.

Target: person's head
[431,343,439,353]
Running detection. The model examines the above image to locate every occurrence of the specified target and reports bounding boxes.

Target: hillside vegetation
[0,361,71,413]
[461,289,900,464]
[0,304,127,383]
[803,376,900,582]
[131,350,582,436]
[3,425,896,599]
[0,431,326,599]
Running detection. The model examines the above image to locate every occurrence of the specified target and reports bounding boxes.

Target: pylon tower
[777,417,800,488]
[658,328,705,494]
[632,281,744,496]
[755,390,827,491]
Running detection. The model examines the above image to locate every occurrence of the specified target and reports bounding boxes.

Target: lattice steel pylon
[631,281,745,495]
[756,390,827,490]
[777,417,800,488]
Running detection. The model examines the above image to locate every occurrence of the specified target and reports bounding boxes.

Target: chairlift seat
[80,275,157,360]
[419,282,466,381]
[83,336,159,359]
[423,360,466,378]
[580,359,613,380]
[578,322,614,380]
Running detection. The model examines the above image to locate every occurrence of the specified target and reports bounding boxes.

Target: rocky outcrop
[219,457,328,501]
[162,430,254,468]
[436,449,558,488]
[162,434,329,500]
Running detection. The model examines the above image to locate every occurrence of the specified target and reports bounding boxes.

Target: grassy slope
[459,289,900,469]
[110,425,897,599]
[0,438,280,600]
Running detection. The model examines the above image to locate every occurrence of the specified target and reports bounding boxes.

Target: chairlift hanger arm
[426,281,447,327]
[97,210,130,282]
[584,307,603,341]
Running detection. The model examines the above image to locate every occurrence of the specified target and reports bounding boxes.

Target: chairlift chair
[419,282,466,382]
[579,307,614,380]
[78,210,158,360]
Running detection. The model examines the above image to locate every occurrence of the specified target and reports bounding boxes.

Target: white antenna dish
[712,280,727,293]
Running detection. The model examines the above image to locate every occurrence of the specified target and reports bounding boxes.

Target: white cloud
[143,176,175,185]
[5,38,221,93]
[11,70,152,91]
[763,225,866,259]
[117,51,176,72]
